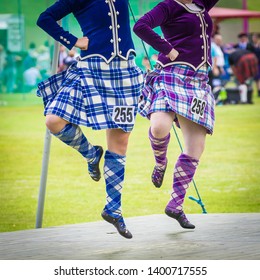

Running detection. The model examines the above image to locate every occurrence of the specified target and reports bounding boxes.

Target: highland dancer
[36,0,143,239]
[134,0,219,229]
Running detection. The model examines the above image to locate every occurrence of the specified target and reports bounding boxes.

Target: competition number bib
[190,97,207,118]
[112,106,135,124]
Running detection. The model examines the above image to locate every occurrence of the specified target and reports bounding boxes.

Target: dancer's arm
[37,0,78,50]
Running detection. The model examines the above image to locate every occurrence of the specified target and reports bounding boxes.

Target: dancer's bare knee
[45,115,68,133]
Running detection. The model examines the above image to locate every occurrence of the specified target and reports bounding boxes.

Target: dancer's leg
[149,112,175,187]
[46,114,103,181]
[165,115,207,229]
[101,129,132,239]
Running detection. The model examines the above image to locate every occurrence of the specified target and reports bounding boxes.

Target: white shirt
[23,67,41,86]
[211,42,225,67]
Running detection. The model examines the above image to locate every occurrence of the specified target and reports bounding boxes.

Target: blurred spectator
[37,45,51,80]
[251,33,260,97]
[234,32,254,51]
[3,51,21,93]
[209,33,225,89]
[28,42,38,59]
[23,42,39,72]
[0,44,6,92]
[212,22,220,36]
[23,57,42,93]
[142,56,151,72]
[23,52,35,71]
[222,43,234,80]
[63,47,78,69]
[58,45,68,72]
[228,49,258,104]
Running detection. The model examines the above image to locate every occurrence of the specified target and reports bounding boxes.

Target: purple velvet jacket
[133,0,219,70]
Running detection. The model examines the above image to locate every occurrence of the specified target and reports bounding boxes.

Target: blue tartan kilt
[37,55,144,132]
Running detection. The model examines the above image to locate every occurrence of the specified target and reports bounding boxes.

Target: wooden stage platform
[0,213,259,260]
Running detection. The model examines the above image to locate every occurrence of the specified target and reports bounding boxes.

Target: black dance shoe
[151,161,167,188]
[165,208,195,229]
[88,146,103,181]
[101,210,133,239]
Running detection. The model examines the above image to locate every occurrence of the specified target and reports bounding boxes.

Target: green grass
[1,1,259,232]
[0,91,260,232]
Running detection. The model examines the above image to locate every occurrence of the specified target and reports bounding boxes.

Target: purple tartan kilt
[138,64,215,134]
[37,55,144,132]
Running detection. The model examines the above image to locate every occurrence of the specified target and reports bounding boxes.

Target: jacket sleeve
[201,0,220,11]
[133,2,173,56]
[36,0,78,50]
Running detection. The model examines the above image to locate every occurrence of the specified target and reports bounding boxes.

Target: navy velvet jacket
[37,0,135,63]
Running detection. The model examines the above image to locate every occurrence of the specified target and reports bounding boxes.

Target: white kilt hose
[37,55,144,132]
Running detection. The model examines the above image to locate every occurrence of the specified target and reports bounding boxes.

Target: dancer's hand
[167,48,179,61]
[75,37,89,50]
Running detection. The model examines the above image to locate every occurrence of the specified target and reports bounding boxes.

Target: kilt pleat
[235,53,259,84]
[37,56,144,132]
[138,64,215,134]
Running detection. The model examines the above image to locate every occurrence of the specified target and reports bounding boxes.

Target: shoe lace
[152,166,165,181]
[117,217,126,230]
[88,148,101,175]
[179,212,189,224]
[88,163,97,175]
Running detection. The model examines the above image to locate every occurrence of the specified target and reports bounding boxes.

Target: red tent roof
[209,7,260,20]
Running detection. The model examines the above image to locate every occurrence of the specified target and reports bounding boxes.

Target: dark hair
[252,32,260,39]
[29,42,36,49]
[238,32,248,38]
